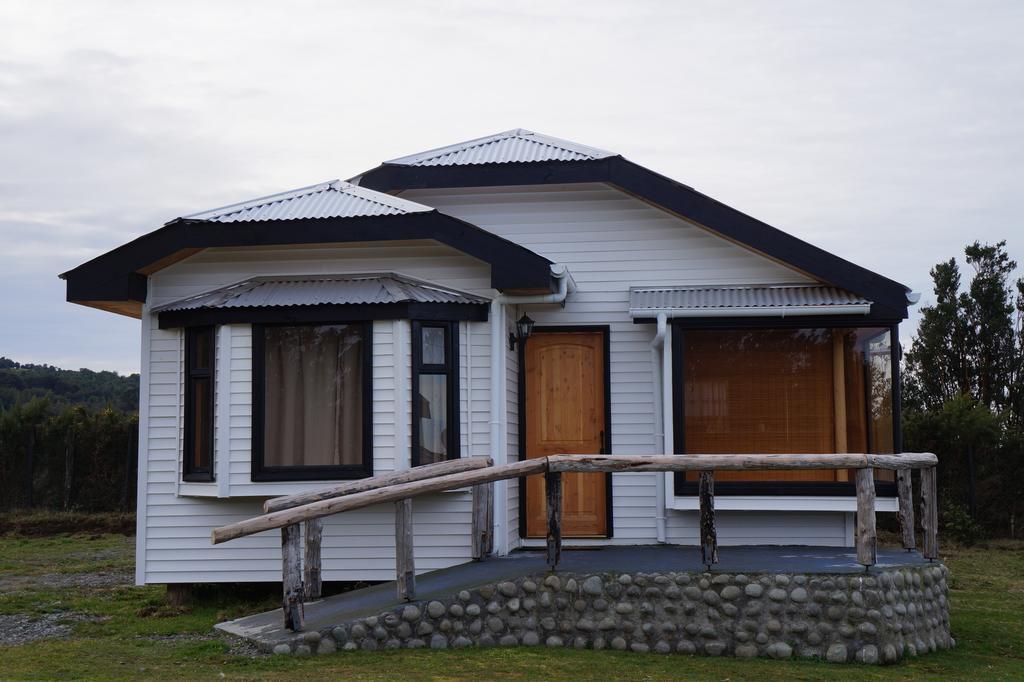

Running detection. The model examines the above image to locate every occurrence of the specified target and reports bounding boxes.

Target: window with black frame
[252,322,373,481]
[184,326,215,481]
[412,321,460,466]
[674,325,897,496]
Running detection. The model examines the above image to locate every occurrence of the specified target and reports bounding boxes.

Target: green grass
[0,532,1021,681]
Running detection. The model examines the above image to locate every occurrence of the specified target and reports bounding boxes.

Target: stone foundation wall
[264,564,953,664]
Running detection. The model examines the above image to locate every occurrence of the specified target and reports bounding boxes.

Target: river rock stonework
[260,564,953,664]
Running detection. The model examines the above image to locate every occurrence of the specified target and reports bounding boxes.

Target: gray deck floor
[217,545,931,643]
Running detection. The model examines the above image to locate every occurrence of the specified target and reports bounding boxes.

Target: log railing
[211,452,939,631]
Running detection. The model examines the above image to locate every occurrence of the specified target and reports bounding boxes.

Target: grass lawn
[0,532,1021,681]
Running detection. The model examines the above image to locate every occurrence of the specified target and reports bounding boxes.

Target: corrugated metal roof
[184,180,431,223]
[384,129,616,167]
[629,285,872,317]
[153,273,488,313]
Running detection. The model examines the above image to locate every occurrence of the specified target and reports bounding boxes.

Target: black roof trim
[358,157,910,319]
[61,210,553,306]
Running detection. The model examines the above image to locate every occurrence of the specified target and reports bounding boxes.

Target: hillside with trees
[0,360,139,512]
[0,358,138,412]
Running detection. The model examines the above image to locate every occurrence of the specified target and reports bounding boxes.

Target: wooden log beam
[854,468,877,567]
[545,453,937,473]
[545,471,562,570]
[395,498,415,601]
[264,456,492,513]
[303,518,322,600]
[213,458,547,544]
[896,468,916,550]
[484,482,494,556]
[698,472,718,568]
[471,482,494,560]
[281,524,304,631]
[922,466,939,560]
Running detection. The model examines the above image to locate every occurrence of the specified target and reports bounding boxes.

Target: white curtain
[264,325,363,467]
[418,374,448,464]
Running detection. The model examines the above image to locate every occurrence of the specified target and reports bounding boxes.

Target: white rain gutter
[650,313,669,543]
[489,265,576,555]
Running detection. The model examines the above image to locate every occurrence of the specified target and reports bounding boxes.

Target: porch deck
[216,544,933,648]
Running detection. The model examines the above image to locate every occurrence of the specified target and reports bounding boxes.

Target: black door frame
[517,325,614,539]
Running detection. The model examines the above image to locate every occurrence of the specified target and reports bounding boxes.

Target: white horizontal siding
[140,242,494,584]
[137,182,852,585]
[402,184,845,548]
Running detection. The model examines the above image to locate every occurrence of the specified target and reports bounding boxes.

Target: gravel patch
[0,612,108,646]
[137,631,267,657]
[0,570,132,593]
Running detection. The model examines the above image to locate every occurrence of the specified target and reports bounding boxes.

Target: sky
[0,1,1021,374]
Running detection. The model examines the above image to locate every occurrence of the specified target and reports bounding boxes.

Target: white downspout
[489,265,575,556]
[661,322,674,536]
[489,297,508,555]
[650,313,668,543]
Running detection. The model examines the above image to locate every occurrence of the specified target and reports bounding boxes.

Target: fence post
[471,483,494,560]
[854,468,877,568]
[395,498,416,601]
[303,518,322,600]
[698,472,718,568]
[896,468,916,550]
[281,524,304,631]
[921,466,939,560]
[545,471,562,570]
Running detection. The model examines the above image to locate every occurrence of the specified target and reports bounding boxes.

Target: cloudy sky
[1,1,1021,374]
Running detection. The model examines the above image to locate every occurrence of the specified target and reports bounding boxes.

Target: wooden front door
[524,330,608,538]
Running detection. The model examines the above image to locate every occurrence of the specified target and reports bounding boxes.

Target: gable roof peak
[383,128,617,167]
[182,179,432,223]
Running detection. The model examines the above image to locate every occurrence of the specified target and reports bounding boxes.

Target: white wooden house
[62,129,915,586]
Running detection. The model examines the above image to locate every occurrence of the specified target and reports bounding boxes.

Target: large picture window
[676,326,895,494]
[412,321,460,466]
[253,322,372,481]
[184,326,215,481]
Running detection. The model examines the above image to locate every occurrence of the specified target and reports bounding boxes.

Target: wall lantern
[509,313,535,350]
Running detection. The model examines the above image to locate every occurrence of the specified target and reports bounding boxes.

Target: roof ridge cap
[383,128,615,166]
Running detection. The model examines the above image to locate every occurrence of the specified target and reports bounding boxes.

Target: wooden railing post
[854,468,877,568]
[281,523,304,631]
[545,471,562,570]
[698,472,718,568]
[395,498,416,600]
[921,465,939,560]
[896,468,916,550]
[471,482,494,560]
[484,482,494,556]
[303,518,322,600]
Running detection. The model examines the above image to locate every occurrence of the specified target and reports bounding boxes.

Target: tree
[903,240,1024,537]
[905,241,1023,413]
[963,241,1019,410]
[903,259,969,410]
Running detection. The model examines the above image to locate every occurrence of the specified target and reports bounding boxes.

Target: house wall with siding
[137,183,855,585]
[139,243,495,584]
[400,183,852,548]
